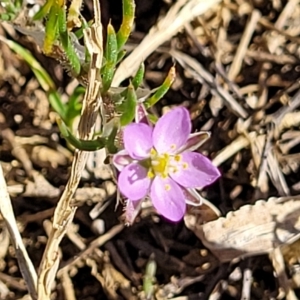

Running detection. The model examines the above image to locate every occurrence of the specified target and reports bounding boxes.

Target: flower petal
[124,199,143,225]
[112,149,133,171]
[169,151,220,188]
[150,176,186,221]
[135,103,150,125]
[153,107,191,154]
[118,163,151,200]
[123,123,153,159]
[183,188,203,206]
[178,131,210,153]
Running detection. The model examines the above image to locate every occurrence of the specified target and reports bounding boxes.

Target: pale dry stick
[269,247,298,300]
[278,111,300,132]
[241,268,252,300]
[212,133,256,167]
[208,281,226,300]
[271,89,300,129]
[1,128,33,177]
[112,0,221,86]
[266,149,290,196]
[58,224,124,273]
[0,164,37,299]
[255,0,299,123]
[274,0,300,29]
[279,132,300,155]
[43,221,77,300]
[37,0,104,299]
[249,134,269,198]
[66,223,86,250]
[0,272,27,291]
[227,9,261,81]
[245,49,298,64]
[56,225,124,297]
[0,224,9,259]
[57,270,76,300]
[258,17,300,45]
[248,134,265,170]
[253,64,270,123]
[0,279,9,299]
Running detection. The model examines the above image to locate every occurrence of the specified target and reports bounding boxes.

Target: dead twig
[37,0,105,298]
[0,163,37,299]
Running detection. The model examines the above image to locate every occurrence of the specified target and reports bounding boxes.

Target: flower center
[146,149,183,179]
[151,149,169,176]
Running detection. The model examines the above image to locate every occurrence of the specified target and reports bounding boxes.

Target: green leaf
[43,4,59,54]
[132,63,145,90]
[102,23,118,92]
[57,6,81,76]
[116,0,135,50]
[145,66,176,108]
[57,117,107,151]
[33,0,53,20]
[65,86,85,126]
[120,83,137,126]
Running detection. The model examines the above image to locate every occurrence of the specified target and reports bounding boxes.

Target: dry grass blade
[241,268,252,300]
[0,164,37,299]
[269,248,298,300]
[227,9,261,81]
[212,133,255,167]
[113,0,221,86]
[58,224,124,273]
[37,0,104,298]
[169,49,248,118]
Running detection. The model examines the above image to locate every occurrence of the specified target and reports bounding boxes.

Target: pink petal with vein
[123,123,153,159]
[112,149,133,171]
[153,107,191,154]
[170,151,220,188]
[118,163,151,200]
[182,188,203,206]
[124,199,143,225]
[178,131,210,153]
[150,176,186,221]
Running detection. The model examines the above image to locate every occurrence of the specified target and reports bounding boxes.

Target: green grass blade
[145,66,176,108]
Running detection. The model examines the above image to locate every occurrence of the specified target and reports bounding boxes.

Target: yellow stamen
[174,155,181,162]
[182,162,188,169]
[165,184,171,191]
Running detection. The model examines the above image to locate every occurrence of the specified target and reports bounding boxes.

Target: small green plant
[0,0,175,154]
[143,255,157,299]
[0,0,22,20]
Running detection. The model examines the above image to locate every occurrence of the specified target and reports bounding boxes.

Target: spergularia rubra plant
[113,107,220,222]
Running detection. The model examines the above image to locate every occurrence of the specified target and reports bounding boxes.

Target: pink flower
[113,107,220,222]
